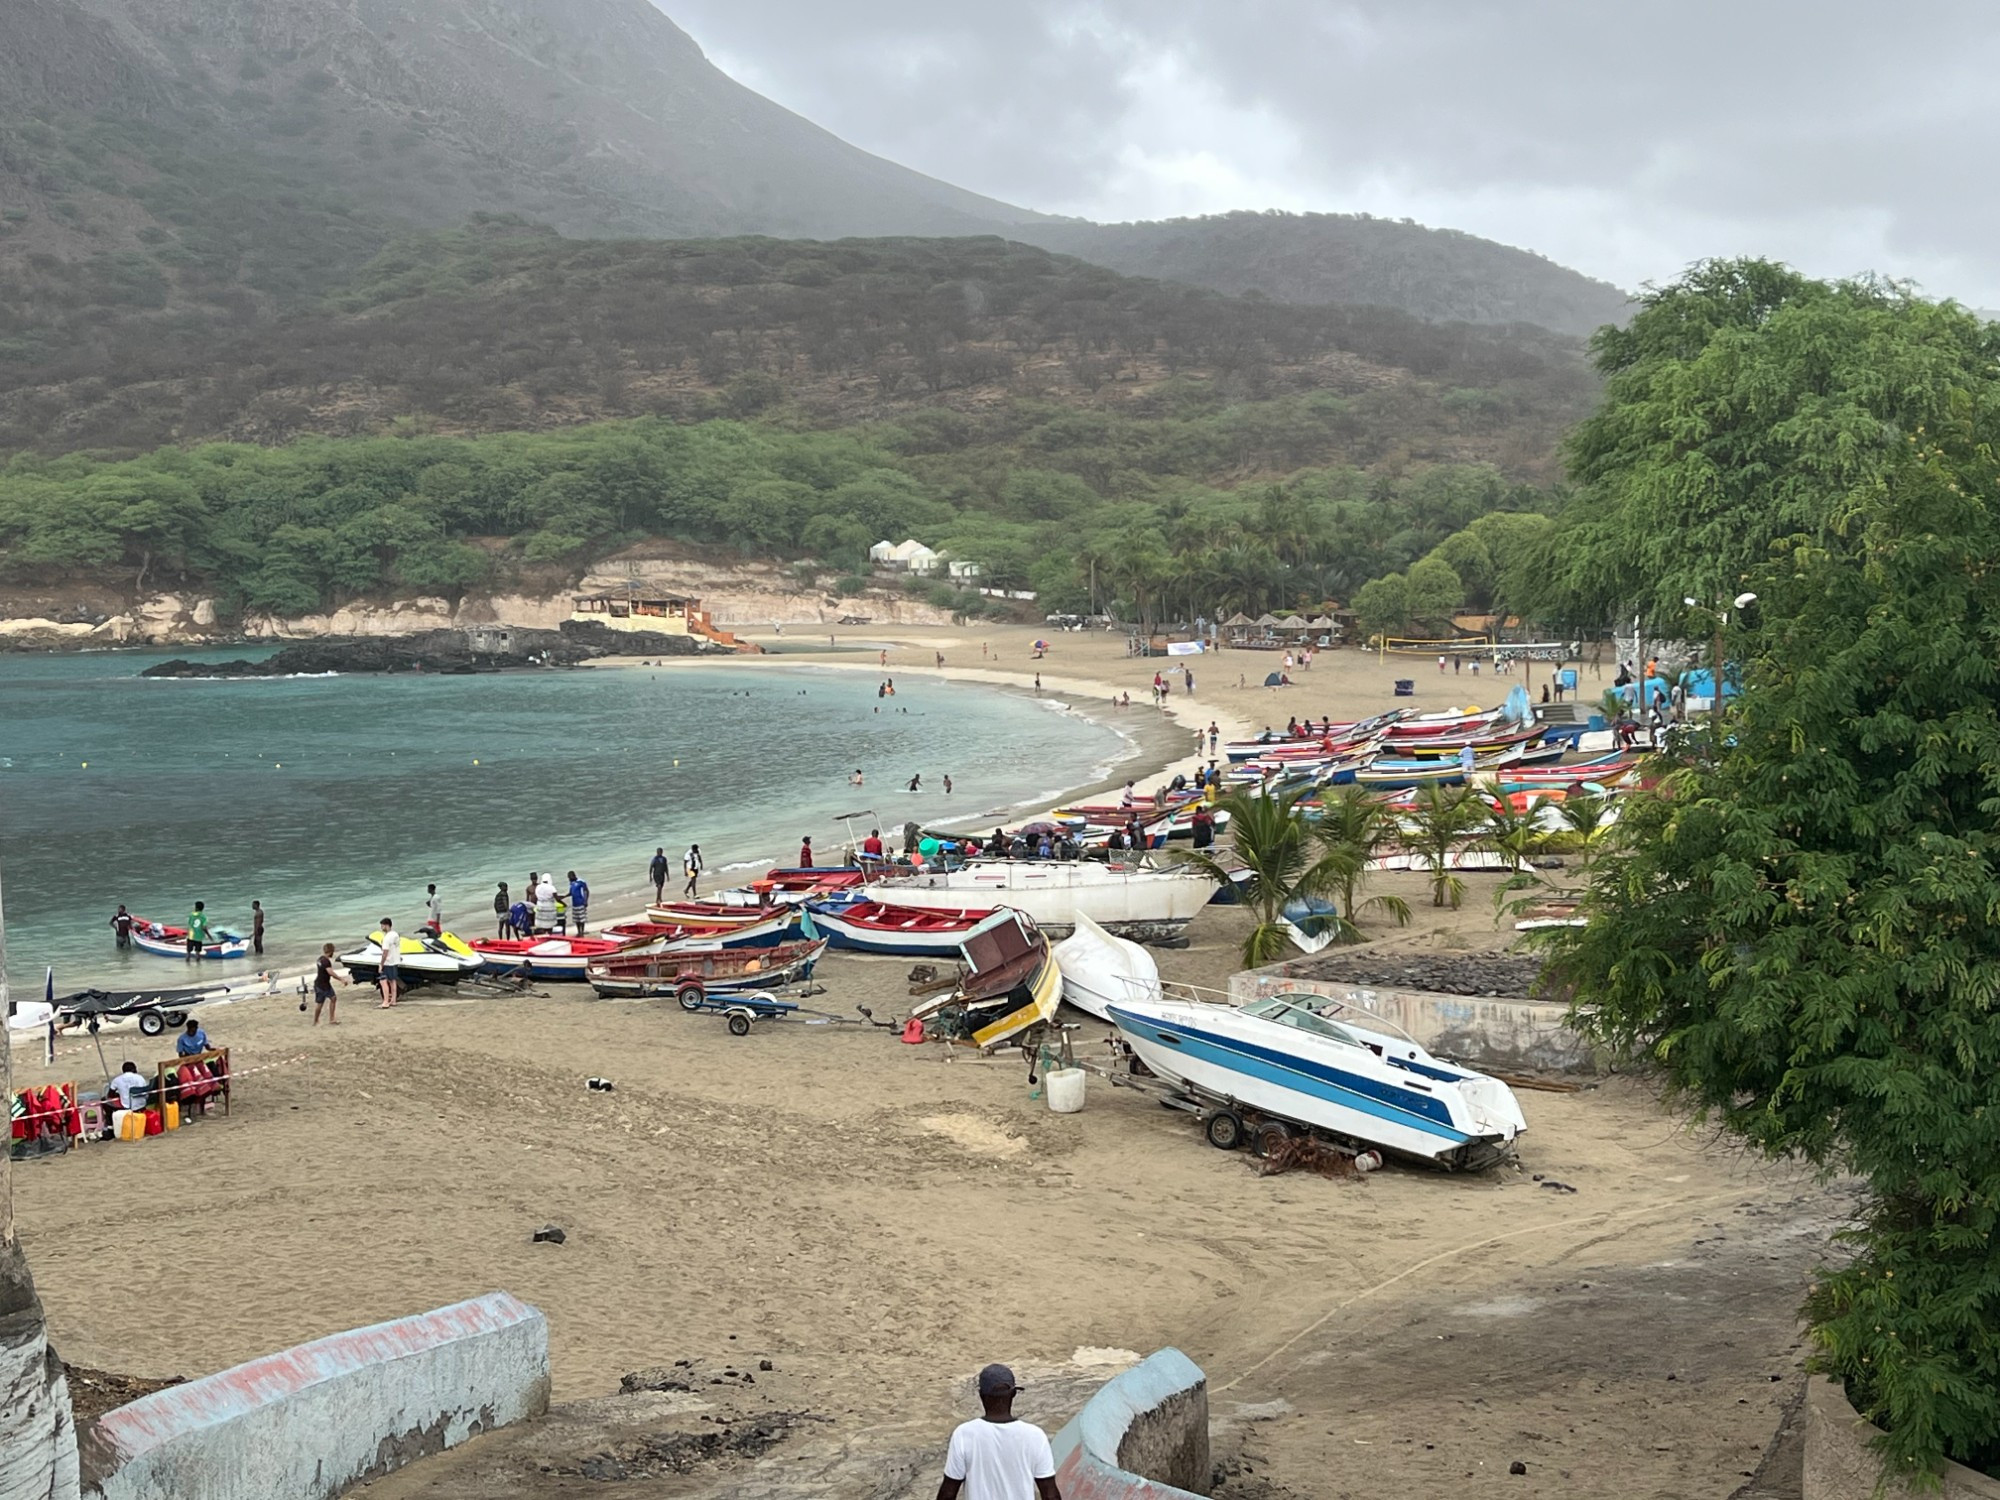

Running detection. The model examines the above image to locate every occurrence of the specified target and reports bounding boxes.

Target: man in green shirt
[186,902,211,959]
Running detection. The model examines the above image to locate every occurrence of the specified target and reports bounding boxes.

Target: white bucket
[1045,1068,1086,1114]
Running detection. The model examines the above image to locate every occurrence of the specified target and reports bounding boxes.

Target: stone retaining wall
[1803,1379,2000,1499]
[79,1293,549,1500]
[1050,1348,1210,1498]
[1232,968,1605,1075]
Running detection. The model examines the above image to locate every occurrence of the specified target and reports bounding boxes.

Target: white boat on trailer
[869,859,1211,941]
[1106,990,1526,1169]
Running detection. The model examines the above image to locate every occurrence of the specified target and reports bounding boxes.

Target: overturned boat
[912,909,1060,1050]
[1107,990,1526,1169]
[1052,913,1159,1022]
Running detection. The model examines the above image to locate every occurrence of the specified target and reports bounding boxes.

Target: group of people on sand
[491,870,593,939]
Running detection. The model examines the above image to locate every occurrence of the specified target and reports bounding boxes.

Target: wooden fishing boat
[584,938,829,999]
[804,898,996,956]
[603,907,799,950]
[638,900,781,929]
[128,919,252,961]
[470,935,637,981]
[912,910,1060,1049]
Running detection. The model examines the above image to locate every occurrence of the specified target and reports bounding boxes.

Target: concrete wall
[1051,1348,1210,1499]
[1804,1379,2000,1499]
[1231,968,1607,1076]
[80,1293,548,1500]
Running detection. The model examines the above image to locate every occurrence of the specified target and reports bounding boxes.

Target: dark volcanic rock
[1285,952,1545,998]
[142,625,703,678]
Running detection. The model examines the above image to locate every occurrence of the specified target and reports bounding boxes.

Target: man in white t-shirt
[937,1364,1060,1500]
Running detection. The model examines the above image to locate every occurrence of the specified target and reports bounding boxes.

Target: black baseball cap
[977,1364,1020,1397]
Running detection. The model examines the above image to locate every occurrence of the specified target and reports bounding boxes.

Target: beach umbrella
[1016,820,1065,837]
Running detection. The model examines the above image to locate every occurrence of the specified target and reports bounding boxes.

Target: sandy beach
[7,627,1816,1500]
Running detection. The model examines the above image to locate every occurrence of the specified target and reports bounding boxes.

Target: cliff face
[0,556,959,650]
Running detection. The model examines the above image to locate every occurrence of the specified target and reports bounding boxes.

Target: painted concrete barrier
[80,1292,549,1500]
[1233,968,1606,1075]
[1804,1379,2000,1499]
[1051,1348,1209,1498]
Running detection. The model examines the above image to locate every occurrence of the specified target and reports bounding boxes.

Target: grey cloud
[659,0,2000,304]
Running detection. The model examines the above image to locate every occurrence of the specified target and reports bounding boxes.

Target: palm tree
[1555,792,1615,870]
[1484,793,1551,874]
[1312,785,1413,941]
[1404,783,1493,908]
[1172,787,1345,967]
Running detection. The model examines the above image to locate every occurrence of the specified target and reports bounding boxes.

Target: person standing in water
[909,772,923,792]
[798,836,814,867]
[185,902,211,960]
[943,774,953,795]
[110,905,134,949]
[251,899,266,956]
[494,882,512,938]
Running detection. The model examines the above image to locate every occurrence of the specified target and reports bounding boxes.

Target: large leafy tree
[1546,264,2000,1481]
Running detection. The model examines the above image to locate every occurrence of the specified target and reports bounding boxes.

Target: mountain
[1023,213,1635,338]
[0,224,1599,474]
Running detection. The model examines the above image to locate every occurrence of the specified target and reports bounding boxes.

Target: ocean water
[0,650,1134,990]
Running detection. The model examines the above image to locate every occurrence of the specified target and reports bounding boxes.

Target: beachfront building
[570,592,700,635]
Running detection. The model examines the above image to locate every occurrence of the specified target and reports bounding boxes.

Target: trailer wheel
[1204,1109,1245,1152]
[676,981,705,1012]
[1252,1119,1294,1158]
[726,1011,752,1037]
[162,1011,188,1028]
[138,1010,167,1037]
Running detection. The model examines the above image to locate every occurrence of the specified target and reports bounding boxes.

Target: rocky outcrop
[142,625,703,677]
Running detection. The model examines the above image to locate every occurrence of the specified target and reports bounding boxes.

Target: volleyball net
[1379,634,1492,655]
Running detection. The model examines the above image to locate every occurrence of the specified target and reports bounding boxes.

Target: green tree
[1351,571,1409,641]
[1312,786,1413,941]
[1173,788,1345,966]
[1403,783,1490,908]
[1403,555,1463,632]
[1546,269,2000,1482]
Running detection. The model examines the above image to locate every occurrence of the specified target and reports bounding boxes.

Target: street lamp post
[1685,592,1758,745]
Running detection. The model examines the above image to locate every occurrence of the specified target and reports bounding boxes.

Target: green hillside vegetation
[0,409,1555,626]
[1027,212,1634,338]
[0,224,1598,459]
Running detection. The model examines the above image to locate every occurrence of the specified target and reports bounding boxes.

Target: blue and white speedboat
[1107,991,1526,1169]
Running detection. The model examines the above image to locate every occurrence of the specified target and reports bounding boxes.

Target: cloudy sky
[659,0,2000,306]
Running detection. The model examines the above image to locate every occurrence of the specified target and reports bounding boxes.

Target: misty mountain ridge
[0,0,1630,367]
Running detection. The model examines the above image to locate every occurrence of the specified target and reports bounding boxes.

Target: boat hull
[804,899,991,956]
[1052,914,1160,1021]
[585,939,827,998]
[871,863,1211,941]
[1108,999,1522,1169]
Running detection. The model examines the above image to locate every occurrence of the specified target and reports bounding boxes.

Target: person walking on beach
[251,899,266,956]
[1207,722,1220,757]
[376,918,401,1007]
[312,943,343,1026]
[110,904,134,949]
[185,901,211,960]
[683,843,704,896]
[424,883,443,936]
[648,848,670,902]
[937,1363,1060,1500]
[494,882,512,937]
[798,836,814,868]
[567,871,589,935]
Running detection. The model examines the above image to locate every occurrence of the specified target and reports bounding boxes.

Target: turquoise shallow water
[0,651,1133,990]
